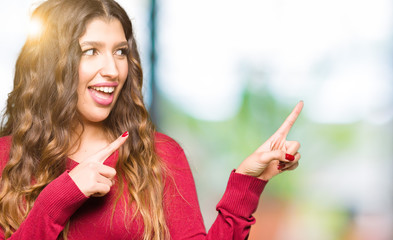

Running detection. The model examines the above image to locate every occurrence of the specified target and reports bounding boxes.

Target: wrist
[234,169,271,183]
[258,174,272,181]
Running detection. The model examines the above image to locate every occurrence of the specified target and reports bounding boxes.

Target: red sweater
[0,133,267,239]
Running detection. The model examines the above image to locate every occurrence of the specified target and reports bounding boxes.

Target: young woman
[0,0,303,239]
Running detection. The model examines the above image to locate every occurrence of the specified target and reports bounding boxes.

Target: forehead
[79,18,126,43]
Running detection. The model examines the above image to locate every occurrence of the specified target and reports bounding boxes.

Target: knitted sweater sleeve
[0,136,88,240]
[0,172,87,240]
[0,150,87,240]
[158,133,267,240]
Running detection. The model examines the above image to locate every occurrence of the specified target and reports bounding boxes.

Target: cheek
[78,61,95,84]
[120,62,128,79]
[118,62,129,85]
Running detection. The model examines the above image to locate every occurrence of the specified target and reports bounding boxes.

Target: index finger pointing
[95,131,129,163]
[274,101,304,137]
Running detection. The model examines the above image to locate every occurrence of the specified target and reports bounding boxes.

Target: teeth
[91,86,115,93]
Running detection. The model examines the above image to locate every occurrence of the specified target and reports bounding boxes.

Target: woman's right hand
[236,101,303,181]
[68,132,129,197]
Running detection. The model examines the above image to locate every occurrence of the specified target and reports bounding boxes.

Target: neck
[79,120,106,137]
[68,121,110,163]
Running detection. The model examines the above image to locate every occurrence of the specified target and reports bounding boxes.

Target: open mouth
[89,86,115,94]
[88,86,116,105]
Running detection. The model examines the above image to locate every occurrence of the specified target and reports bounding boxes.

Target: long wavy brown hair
[0,0,168,239]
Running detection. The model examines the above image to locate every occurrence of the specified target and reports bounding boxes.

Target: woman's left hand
[236,101,303,181]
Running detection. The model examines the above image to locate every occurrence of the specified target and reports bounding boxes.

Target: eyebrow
[79,41,128,49]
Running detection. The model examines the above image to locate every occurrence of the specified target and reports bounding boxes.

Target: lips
[88,82,119,106]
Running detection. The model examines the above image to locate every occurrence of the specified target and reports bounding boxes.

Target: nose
[100,54,119,79]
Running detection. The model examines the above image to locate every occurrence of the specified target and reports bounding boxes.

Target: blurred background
[1,0,392,239]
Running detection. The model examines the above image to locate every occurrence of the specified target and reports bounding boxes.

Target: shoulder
[0,136,12,173]
[154,132,183,153]
[154,132,189,168]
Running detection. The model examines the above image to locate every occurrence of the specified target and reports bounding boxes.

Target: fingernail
[277,163,285,170]
[122,131,129,137]
[285,153,295,161]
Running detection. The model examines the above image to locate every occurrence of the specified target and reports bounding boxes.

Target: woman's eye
[115,48,128,56]
[82,49,96,56]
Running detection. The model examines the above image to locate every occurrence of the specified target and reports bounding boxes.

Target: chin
[79,111,112,124]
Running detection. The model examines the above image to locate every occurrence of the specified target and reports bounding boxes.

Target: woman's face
[77,18,128,124]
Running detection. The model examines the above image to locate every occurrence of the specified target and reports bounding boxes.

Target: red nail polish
[285,153,295,161]
[122,131,129,137]
[277,163,285,170]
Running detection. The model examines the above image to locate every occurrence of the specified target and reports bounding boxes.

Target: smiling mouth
[89,86,115,93]
[88,86,116,105]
